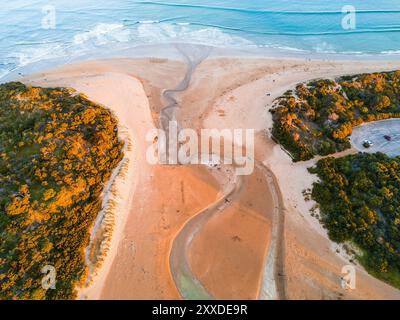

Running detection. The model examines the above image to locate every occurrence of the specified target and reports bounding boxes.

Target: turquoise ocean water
[1,0,400,79]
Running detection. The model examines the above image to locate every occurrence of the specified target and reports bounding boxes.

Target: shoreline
[5,42,400,85]
[21,54,400,299]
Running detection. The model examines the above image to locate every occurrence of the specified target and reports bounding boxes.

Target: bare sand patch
[188,165,273,299]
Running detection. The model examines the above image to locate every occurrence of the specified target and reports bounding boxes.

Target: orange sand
[23,56,400,300]
[188,166,273,299]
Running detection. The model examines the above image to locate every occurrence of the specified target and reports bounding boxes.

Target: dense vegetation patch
[310,153,400,288]
[0,82,123,299]
[271,71,400,161]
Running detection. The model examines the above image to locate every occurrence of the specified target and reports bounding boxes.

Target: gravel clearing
[351,119,400,157]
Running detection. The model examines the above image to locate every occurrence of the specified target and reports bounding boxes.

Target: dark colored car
[363,140,373,148]
[384,135,392,141]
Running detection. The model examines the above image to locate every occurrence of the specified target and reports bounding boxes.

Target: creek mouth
[160,43,212,133]
[161,44,285,300]
[160,44,216,299]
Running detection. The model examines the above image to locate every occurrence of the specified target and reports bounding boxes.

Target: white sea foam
[264,44,307,53]
[138,20,160,24]
[380,50,400,55]
[313,41,336,53]
[0,68,8,80]
[8,22,255,75]
[73,23,131,45]
[134,22,255,47]
[16,43,64,66]
[71,22,254,49]
[8,19,397,79]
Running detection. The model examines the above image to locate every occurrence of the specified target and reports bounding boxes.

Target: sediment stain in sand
[169,164,242,299]
[187,165,275,299]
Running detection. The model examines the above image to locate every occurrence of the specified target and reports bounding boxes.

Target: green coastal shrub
[0,82,124,299]
[271,71,400,161]
[310,153,400,289]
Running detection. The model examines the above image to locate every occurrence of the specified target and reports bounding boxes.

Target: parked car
[363,139,374,148]
[384,135,392,141]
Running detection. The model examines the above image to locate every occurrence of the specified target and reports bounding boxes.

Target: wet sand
[188,165,273,299]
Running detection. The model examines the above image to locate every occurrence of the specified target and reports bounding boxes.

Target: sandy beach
[22,51,400,300]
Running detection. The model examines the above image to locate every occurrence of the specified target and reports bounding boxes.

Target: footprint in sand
[122,238,136,258]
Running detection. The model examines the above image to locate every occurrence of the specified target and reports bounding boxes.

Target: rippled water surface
[1,0,400,78]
